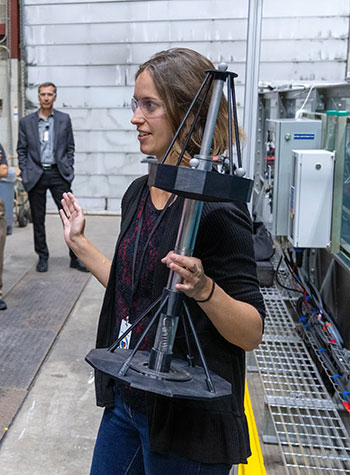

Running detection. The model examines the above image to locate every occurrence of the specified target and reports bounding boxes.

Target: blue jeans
[90,393,232,475]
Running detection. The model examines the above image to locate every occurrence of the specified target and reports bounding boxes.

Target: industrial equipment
[264,118,322,236]
[288,149,334,248]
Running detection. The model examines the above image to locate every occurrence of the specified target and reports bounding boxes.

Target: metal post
[148,65,228,371]
[242,0,263,180]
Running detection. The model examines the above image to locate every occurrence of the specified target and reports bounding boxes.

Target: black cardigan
[93,175,265,465]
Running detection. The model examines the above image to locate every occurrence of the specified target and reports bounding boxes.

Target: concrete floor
[0,213,119,475]
[0,213,284,474]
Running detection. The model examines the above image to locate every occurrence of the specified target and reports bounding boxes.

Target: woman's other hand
[161,250,263,351]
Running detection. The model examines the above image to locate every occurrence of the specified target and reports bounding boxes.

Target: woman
[61,48,265,475]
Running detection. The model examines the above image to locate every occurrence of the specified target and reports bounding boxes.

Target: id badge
[118,317,132,349]
[43,129,49,142]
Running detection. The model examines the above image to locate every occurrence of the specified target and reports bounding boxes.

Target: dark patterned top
[113,187,168,406]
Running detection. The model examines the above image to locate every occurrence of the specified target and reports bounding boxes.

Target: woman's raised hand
[60,192,112,288]
[60,192,86,247]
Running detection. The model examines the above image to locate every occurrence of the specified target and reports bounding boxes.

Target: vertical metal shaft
[168,63,228,286]
[149,65,228,372]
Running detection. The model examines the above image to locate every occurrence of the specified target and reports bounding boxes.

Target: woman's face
[131,71,173,161]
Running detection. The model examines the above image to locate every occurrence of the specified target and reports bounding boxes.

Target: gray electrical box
[288,150,334,248]
[265,118,322,236]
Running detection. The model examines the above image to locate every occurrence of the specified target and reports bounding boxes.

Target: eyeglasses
[131,97,166,118]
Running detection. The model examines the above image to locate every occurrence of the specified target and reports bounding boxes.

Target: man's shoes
[36,257,48,272]
[0,300,7,310]
[70,258,89,273]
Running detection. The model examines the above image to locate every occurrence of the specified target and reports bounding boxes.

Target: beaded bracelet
[194,278,215,303]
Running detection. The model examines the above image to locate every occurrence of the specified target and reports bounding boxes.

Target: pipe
[242,0,263,179]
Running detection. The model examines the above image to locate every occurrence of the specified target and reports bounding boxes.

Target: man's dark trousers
[28,166,75,261]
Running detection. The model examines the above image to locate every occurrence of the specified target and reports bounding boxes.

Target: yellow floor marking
[238,380,266,475]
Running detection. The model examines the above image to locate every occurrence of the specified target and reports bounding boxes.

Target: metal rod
[227,77,233,175]
[149,65,228,369]
[230,75,242,169]
[183,301,215,393]
[199,64,228,166]
[108,295,162,352]
[176,76,213,167]
[181,313,195,367]
[118,296,169,377]
[161,72,212,165]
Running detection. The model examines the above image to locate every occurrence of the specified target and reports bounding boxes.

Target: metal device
[86,64,253,400]
[288,149,334,248]
[264,118,322,237]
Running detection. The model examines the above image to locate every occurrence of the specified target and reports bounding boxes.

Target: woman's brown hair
[136,48,238,165]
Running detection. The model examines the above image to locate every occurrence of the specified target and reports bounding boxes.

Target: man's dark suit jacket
[17,109,75,192]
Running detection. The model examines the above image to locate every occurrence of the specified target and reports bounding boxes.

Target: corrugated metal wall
[21,0,350,211]
[260,1,349,82]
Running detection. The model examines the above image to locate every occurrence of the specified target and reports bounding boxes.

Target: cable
[281,248,306,293]
[295,85,315,119]
[285,246,350,411]
[275,254,304,293]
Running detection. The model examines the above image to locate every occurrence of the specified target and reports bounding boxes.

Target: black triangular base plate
[86,348,232,400]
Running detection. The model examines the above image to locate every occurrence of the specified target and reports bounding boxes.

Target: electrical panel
[288,150,334,248]
[264,119,322,236]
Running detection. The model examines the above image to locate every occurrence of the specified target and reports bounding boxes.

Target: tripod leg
[227,76,233,175]
[161,72,212,165]
[181,313,195,367]
[108,295,163,351]
[175,76,213,166]
[118,296,169,377]
[229,75,242,169]
[183,301,215,393]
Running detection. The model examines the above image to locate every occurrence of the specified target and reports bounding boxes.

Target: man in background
[0,143,8,309]
[17,82,88,273]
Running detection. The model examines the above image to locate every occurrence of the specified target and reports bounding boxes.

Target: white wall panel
[26,85,134,107]
[262,0,349,17]
[26,64,246,88]
[74,152,147,176]
[25,19,249,45]
[24,1,248,25]
[26,83,246,115]
[27,65,136,87]
[259,61,346,82]
[73,130,140,153]
[261,39,347,62]
[25,15,347,47]
[25,42,247,66]
[72,173,146,201]
[21,0,350,211]
[61,109,134,130]
[262,17,349,40]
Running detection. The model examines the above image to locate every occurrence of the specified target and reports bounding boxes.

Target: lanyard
[131,190,175,298]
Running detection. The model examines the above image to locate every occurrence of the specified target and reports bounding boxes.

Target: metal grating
[259,292,296,338]
[300,324,350,410]
[0,258,91,441]
[255,284,350,474]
